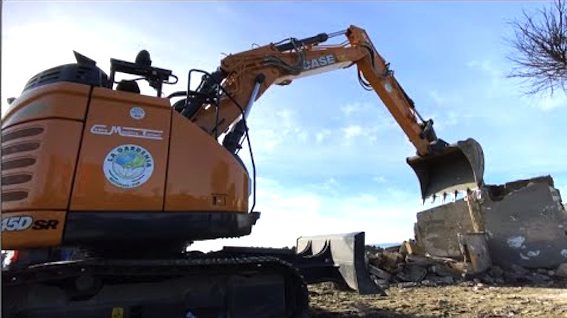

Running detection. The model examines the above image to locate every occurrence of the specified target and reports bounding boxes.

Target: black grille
[2,174,33,185]
[2,127,44,142]
[1,126,44,203]
[2,142,40,156]
[23,62,109,93]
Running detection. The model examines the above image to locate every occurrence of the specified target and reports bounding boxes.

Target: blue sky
[3,1,566,249]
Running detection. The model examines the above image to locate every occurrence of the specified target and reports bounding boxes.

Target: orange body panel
[2,82,89,129]
[2,81,254,249]
[2,120,83,212]
[1,211,66,249]
[70,88,171,211]
[165,111,249,212]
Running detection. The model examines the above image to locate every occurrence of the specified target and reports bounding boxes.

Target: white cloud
[340,103,358,116]
[246,108,309,154]
[315,129,332,143]
[342,124,363,139]
[466,59,503,79]
[336,100,399,145]
[531,93,567,111]
[307,177,341,196]
[428,90,449,106]
[319,177,339,191]
[465,59,509,96]
[340,102,372,116]
[252,129,282,152]
[428,90,464,108]
[429,109,468,132]
[373,176,387,183]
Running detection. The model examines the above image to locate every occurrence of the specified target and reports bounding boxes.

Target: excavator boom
[181,25,484,199]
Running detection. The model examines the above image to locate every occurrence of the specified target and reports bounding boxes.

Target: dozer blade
[407,138,484,200]
[221,232,383,295]
[296,232,381,295]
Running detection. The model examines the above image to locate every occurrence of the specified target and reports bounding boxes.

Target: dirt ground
[309,282,567,318]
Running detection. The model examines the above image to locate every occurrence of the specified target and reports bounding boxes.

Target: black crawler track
[3,256,309,318]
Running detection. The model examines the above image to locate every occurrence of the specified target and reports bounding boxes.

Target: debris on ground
[366,243,567,289]
[309,282,567,318]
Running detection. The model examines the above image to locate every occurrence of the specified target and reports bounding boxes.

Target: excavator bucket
[407,138,484,200]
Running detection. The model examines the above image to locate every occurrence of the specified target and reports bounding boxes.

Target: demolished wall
[413,200,491,273]
[414,175,567,269]
[414,200,473,258]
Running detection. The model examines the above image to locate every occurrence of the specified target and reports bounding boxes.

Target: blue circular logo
[103,144,154,188]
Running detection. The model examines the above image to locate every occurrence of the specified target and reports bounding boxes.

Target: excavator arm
[177,25,484,199]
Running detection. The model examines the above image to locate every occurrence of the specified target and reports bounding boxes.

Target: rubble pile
[308,174,567,316]
[363,175,567,293]
[414,175,567,269]
[366,242,567,291]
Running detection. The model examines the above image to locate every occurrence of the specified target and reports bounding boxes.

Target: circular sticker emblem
[103,144,154,188]
[130,106,145,120]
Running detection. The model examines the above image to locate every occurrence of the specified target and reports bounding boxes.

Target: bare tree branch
[508,0,567,95]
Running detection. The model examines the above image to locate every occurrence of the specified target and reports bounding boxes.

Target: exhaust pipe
[407,138,484,200]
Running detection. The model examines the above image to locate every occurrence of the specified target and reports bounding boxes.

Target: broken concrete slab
[405,254,436,267]
[401,239,424,256]
[415,199,474,258]
[458,232,492,274]
[556,263,567,278]
[396,264,428,282]
[510,264,530,276]
[414,175,567,269]
[488,266,504,278]
[368,264,392,280]
[525,273,551,284]
[482,177,567,268]
[421,275,455,286]
[430,263,461,277]
[368,251,404,272]
[397,282,418,288]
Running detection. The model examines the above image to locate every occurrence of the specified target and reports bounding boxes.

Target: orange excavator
[1,25,483,317]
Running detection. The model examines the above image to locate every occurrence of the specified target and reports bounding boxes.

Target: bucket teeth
[423,189,472,203]
[407,138,485,201]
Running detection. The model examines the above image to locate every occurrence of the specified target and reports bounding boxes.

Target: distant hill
[371,242,401,249]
